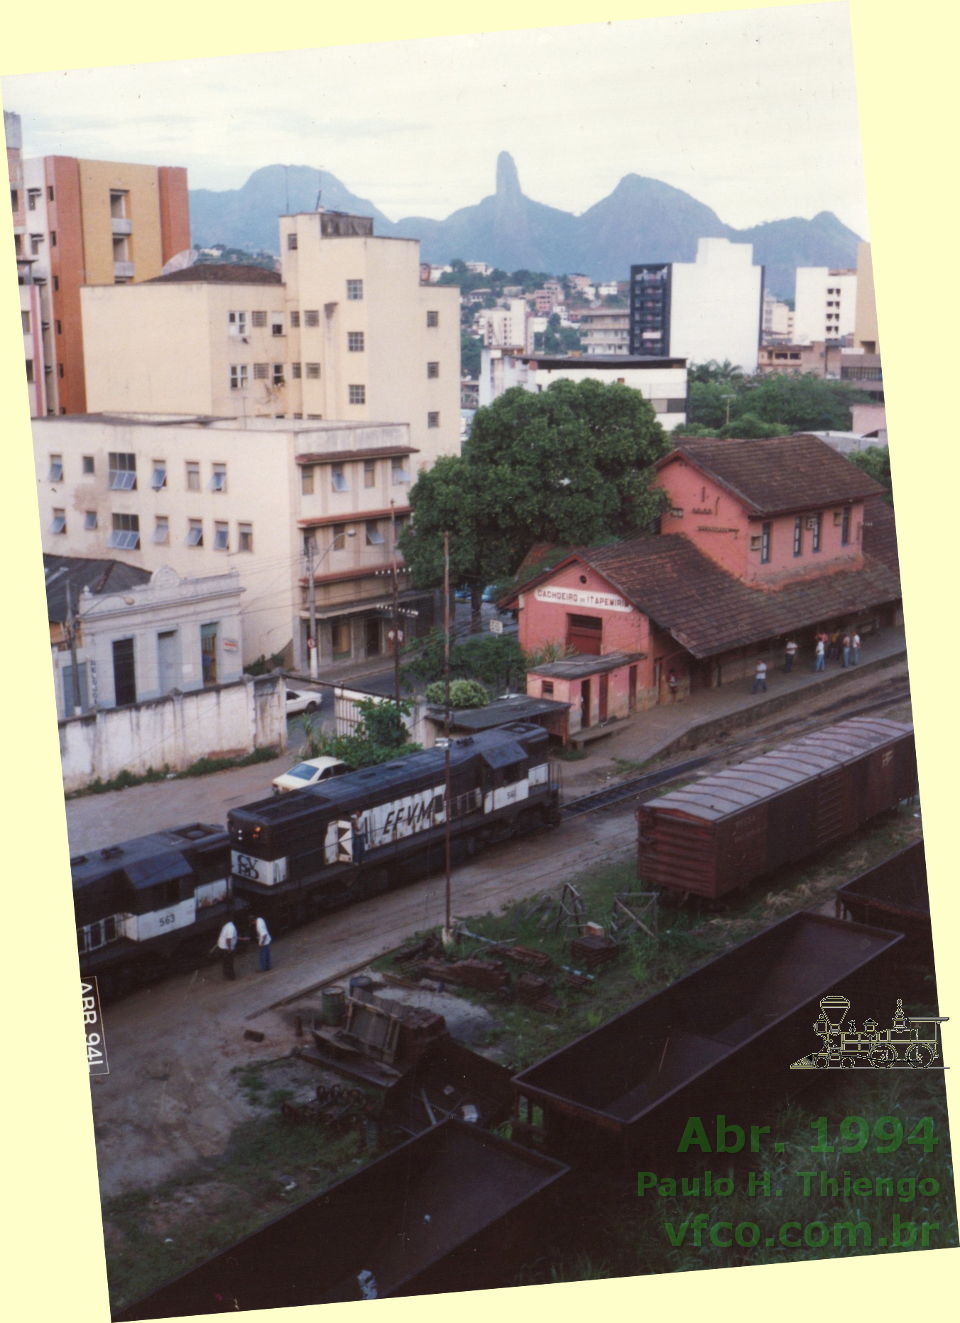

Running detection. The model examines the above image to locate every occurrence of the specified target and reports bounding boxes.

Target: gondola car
[73,823,234,998]
[637,717,917,901]
[228,722,561,928]
[835,839,932,964]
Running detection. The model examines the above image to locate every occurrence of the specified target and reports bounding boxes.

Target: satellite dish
[159,249,196,276]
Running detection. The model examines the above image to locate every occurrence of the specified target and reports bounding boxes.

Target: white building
[630,238,764,373]
[478,351,687,429]
[33,414,433,674]
[474,298,530,351]
[762,292,794,342]
[793,267,857,345]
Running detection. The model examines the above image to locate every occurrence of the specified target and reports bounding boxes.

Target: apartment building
[82,210,460,470]
[474,298,530,351]
[478,350,687,429]
[6,111,190,416]
[574,307,630,356]
[33,415,432,673]
[793,267,857,346]
[629,238,764,373]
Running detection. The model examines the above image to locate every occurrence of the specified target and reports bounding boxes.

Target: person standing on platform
[667,669,679,702]
[784,639,798,673]
[752,659,768,693]
[852,631,861,665]
[252,915,272,971]
[814,637,826,672]
[842,633,851,668]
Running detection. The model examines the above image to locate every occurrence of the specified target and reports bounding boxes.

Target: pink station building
[504,434,901,742]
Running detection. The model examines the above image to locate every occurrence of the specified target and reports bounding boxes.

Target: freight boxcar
[637,717,916,901]
[836,840,932,959]
[511,911,902,1161]
[113,1120,569,1319]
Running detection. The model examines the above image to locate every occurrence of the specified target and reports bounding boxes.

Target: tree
[400,379,669,630]
[302,698,419,768]
[687,371,871,434]
[460,329,482,379]
[847,445,893,502]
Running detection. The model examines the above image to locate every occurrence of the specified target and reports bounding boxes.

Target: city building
[473,298,530,351]
[45,555,243,716]
[7,110,190,416]
[629,238,764,373]
[505,434,898,741]
[574,307,630,356]
[33,414,434,674]
[478,351,687,430]
[761,292,794,342]
[793,267,857,345]
[853,242,879,353]
[81,210,459,469]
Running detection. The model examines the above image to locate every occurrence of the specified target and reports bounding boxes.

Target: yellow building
[81,210,461,470]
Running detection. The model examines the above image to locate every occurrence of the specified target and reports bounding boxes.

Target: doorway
[112,637,136,706]
[580,678,591,728]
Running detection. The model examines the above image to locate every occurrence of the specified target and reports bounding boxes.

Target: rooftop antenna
[314,168,323,212]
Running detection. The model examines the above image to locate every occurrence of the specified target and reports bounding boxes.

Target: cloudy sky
[2,3,869,236]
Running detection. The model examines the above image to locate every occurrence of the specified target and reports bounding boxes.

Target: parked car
[272,756,350,794]
[285,688,323,717]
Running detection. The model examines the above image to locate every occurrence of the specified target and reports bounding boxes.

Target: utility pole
[390,501,401,704]
[66,580,82,716]
[306,537,318,680]
[442,530,454,947]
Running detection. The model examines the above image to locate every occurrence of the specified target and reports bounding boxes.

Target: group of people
[752,628,863,694]
[216,913,272,980]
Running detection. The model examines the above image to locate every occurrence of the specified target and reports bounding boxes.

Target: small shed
[423,694,570,746]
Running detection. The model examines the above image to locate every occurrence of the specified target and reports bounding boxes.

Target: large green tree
[687,371,871,435]
[400,379,669,630]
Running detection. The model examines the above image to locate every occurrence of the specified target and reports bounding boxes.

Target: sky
[1,3,869,237]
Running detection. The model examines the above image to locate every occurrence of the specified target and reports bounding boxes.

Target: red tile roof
[659,435,885,516]
[147,263,282,285]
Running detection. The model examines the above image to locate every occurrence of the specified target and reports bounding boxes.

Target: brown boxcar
[637,717,916,900]
[512,911,902,1161]
[113,1120,569,1319]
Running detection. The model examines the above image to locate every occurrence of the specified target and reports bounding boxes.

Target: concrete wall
[57,672,286,793]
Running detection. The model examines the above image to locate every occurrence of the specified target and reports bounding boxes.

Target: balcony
[111,217,133,236]
[114,261,135,280]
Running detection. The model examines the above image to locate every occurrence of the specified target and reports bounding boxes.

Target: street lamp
[305,528,355,679]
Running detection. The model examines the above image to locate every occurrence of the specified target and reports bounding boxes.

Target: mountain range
[188,151,862,301]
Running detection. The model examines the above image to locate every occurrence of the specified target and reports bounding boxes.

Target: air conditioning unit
[805,517,817,530]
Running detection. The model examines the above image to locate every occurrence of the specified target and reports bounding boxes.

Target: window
[292,362,302,379]
[301,465,315,495]
[253,362,269,380]
[210,463,227,492]
[391,457,410,485]
[25,359,34,383]
[186,520,203,547]
[331,464,349,492]
[228,310,247,336]
[48,454,63,481]
[186,461,200,491]
[760,521,771,564]
[251,311,267,328]
[230,364,248,390]
[427,361,439,378]
[332,523,346,551]
[289,310,300,328]
[304,309,320,327]
[50,508,66,534]
[841,506,851,546]
[51,230,57,247]
[84,511,97,530]
[56,320,62,335]
[108,513,140,549]
[153,516,169,545]
[427,411,440,428]
[426,309,439,327]
[811,513,822,553]
[27,187,40,210]
[364,459,376,488]
[82,456,94,475]
[108,452,137,490]
[793,516,803,557]
[365,520,384,546]
[348,384,366,405]
[47,185,54,201]
[237,522,253,553]
[287,233,298,250]
[272,364,285,386]
[214,522,229,551]
[305,362,321,379]
[346,279,363,301]
[541,681,554,697]
[151,462,166,490]
[271,316,284,337]
[347,331,365,352]
[21,310,30,334]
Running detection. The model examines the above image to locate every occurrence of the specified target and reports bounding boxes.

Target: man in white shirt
[217,918,238,980]
[253,915,272,972]
[751,659,768,694]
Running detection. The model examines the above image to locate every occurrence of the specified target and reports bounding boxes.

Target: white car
[285,687,323,717]
[272,756,350,794]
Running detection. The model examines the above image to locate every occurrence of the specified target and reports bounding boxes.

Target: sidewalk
[561,626,910,788]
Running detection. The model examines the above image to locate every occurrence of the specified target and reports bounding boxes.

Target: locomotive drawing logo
[790,996,948,1070]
